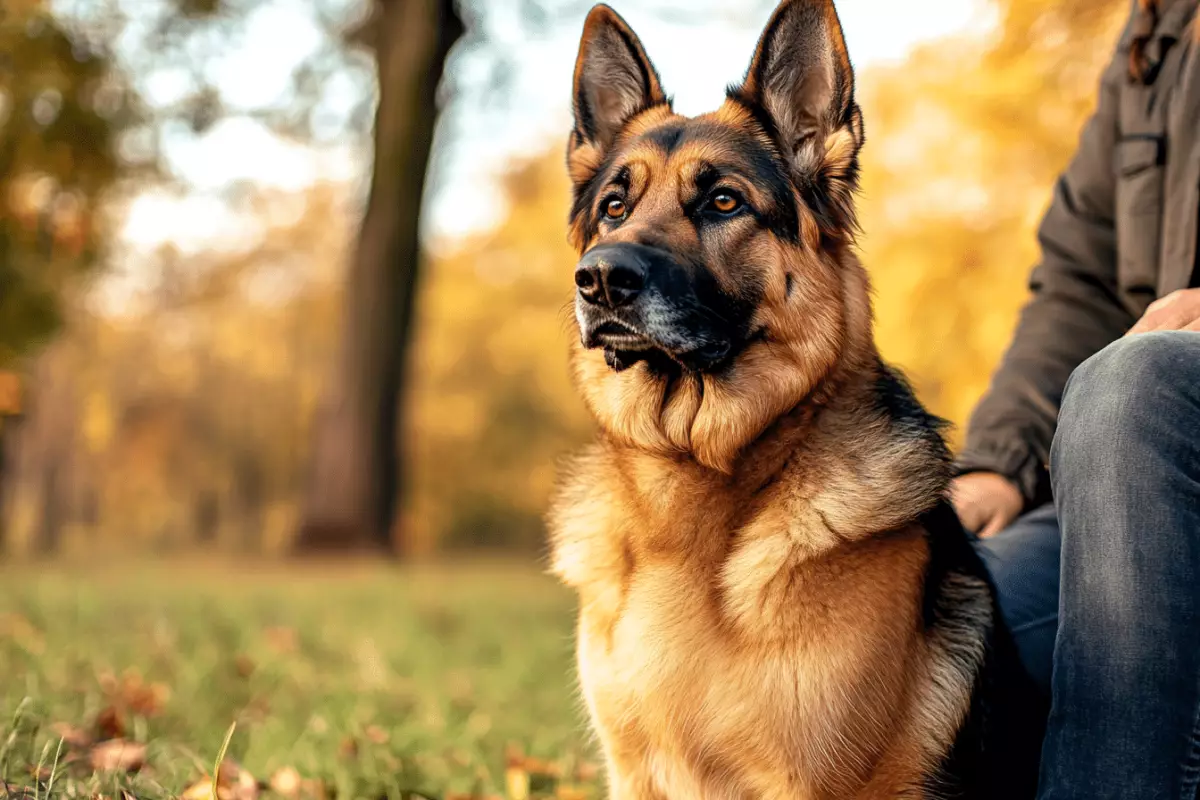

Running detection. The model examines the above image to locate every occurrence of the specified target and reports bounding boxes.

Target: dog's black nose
[575,246,646,308]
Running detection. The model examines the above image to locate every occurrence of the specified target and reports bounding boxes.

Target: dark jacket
[958,0,1200,506]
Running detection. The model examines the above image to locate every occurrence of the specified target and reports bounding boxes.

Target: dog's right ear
[730,0,863,237]
[568,5,667,174]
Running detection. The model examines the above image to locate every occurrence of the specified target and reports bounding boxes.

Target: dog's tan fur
[549,2,988,797]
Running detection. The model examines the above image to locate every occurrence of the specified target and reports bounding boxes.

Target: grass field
[0,560,597,799]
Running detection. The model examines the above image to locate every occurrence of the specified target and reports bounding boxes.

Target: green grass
[0,560,597,799]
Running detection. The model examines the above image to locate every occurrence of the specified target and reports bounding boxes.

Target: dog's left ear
[731,0,863,232]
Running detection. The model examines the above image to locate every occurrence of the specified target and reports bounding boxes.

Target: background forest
[0,0,1127,558]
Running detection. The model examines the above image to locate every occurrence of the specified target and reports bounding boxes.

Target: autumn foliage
[0,0,1128,556]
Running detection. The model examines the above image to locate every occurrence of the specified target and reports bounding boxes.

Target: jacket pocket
[1115,136,1165,295]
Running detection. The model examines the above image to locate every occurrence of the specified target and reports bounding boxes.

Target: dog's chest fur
[550,410,980,799]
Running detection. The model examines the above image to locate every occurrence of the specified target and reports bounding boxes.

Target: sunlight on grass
[0,561,596,799]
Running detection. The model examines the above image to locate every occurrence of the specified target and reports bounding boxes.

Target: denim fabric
[977,331,1200,799]
[974,504,1060,698]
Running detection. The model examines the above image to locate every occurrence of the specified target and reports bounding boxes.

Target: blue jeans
[974,331,1200,799]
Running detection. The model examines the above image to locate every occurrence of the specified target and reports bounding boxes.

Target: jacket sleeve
[957,15,1139,507]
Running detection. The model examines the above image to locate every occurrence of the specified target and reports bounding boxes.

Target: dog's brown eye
[710,193,741,214]
[605,199,627,219]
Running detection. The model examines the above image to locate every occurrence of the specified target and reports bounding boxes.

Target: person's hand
[951,472,1023,538]
[1126,288,1200,336]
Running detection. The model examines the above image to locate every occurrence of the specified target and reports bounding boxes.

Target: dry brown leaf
[219,760,261,800]
[51,721,93,749]
[263,626,298,654]
[134,681,170,715]
[522,756,560,777]
[234,654,256,678]
[504,765,530,800]
[268,767,301,797]
[88,739,146,772]
[337,736,358,760]
[574,760,600,782]
[27,765,54,781]
[94,705,126,740]
[181,779,213,800]
[98,670,169,718]
[363,725,389,745]
[182,760,259,800]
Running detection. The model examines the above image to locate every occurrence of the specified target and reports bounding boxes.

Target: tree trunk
[293,0,463,555]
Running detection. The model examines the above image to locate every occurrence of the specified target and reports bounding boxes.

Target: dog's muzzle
[574,243,735,373]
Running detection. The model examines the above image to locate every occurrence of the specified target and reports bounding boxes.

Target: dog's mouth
[582,318,738,373]
[588,320,657,352]
[586,320,658,372]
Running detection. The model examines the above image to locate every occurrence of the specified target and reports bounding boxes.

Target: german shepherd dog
[548,1,1046,797]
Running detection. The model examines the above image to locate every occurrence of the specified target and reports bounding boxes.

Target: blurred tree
[296,0,784,556]
[0,0,141,552]
[404,157,592,555]
[295,0,463,555]
[3,0,373,554]
[0,1,132,362]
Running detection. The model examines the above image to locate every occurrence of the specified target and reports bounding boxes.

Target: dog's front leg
[597,737,668,800]
[605,763,667,800]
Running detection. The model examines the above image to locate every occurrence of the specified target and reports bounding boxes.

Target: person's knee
[1066,331,1193,409]
[1052,332,1196,486]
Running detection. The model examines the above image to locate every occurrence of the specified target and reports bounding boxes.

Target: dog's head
[567,0,875,472]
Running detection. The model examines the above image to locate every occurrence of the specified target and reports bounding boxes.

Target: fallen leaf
[268,767,301,797]
[26,765,54,781]
[51,721,93,749]
[337,736,358,760]
[220,760,261,800]
[263,626,298,654]
[88,739,146,772]
[94,705,126,740]
[522,756,560,777]
[130,681,170,716]
[99,669,169,717]
[182,760,259,800]
[181,781,212,800]
[3,783,37,800]
[234,654,256,678]
[574,760,600,782]
[505,765,530,800]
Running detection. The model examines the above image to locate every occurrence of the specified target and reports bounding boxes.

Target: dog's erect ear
[570,5,667,157]
[731,0,863,232]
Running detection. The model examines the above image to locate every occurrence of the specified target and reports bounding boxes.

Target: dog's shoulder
[870,361,951,464]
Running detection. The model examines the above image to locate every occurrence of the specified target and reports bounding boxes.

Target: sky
[120,0,996,256]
